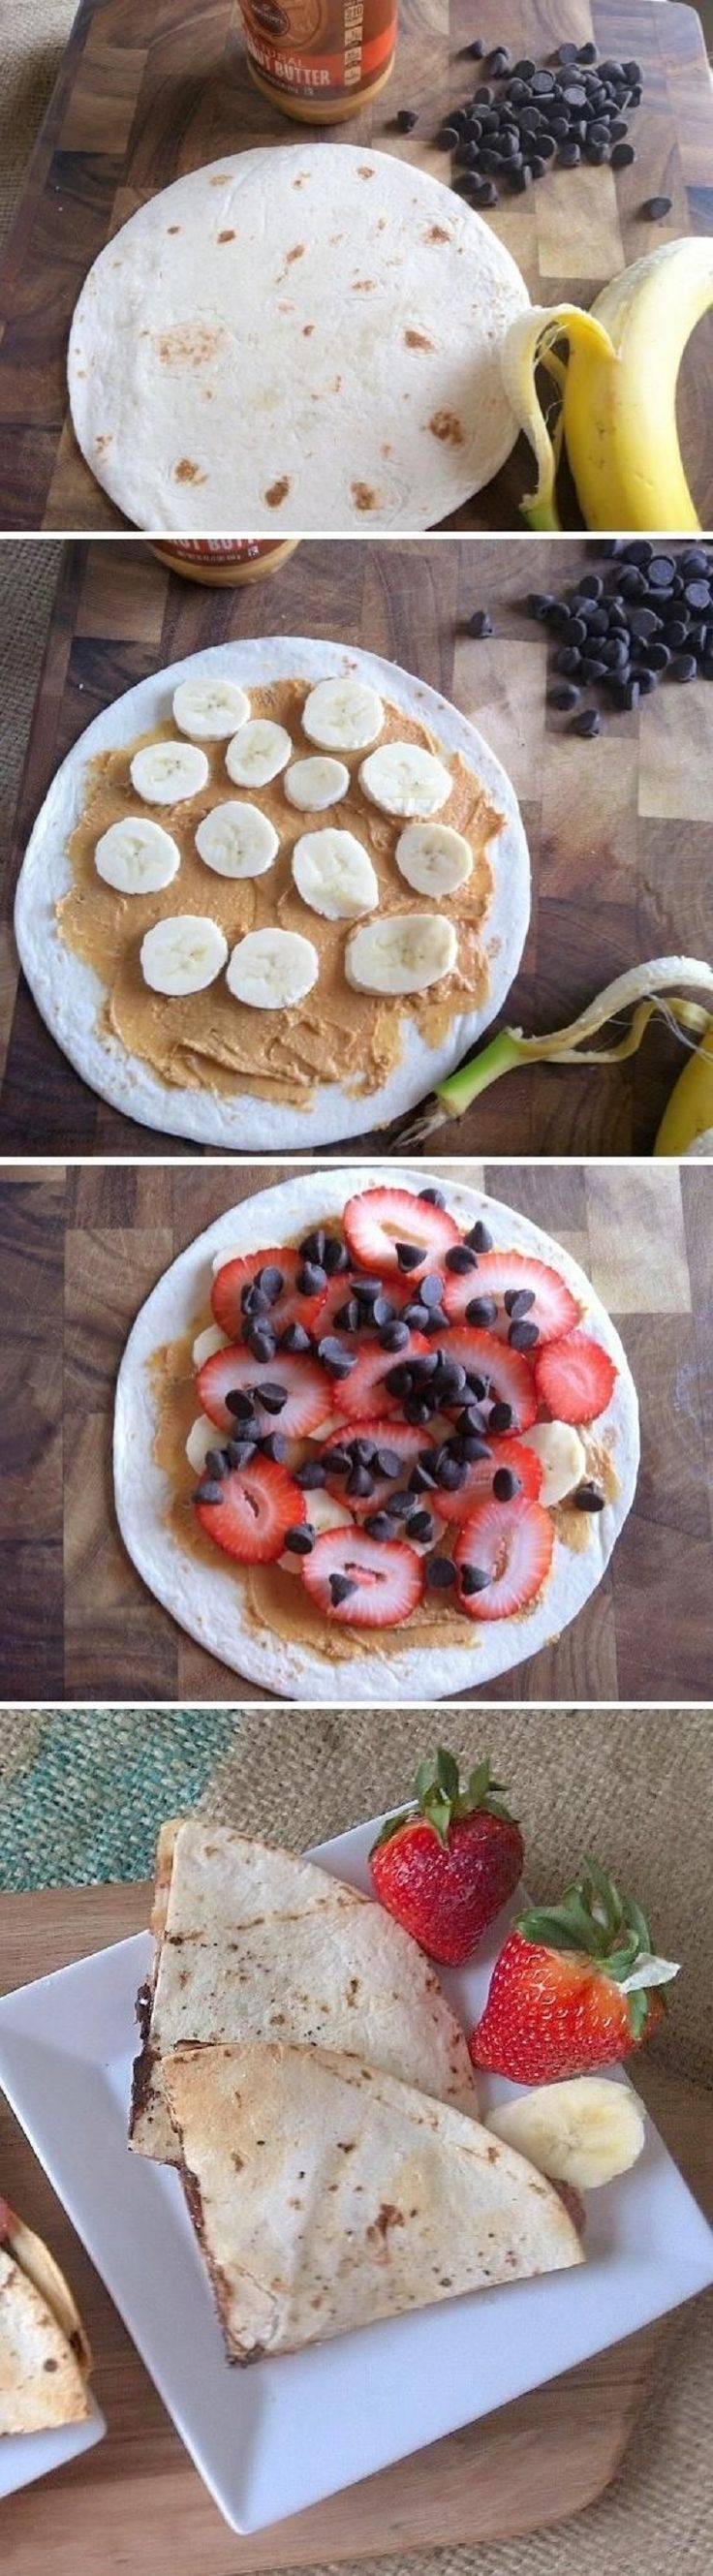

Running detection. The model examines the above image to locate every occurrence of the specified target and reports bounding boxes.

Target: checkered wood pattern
[1,1158,711,1701]
[3,534,712,1158]
[0,0,711,531]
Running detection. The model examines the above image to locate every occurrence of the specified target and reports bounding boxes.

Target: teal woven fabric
[0,1709,237,1891]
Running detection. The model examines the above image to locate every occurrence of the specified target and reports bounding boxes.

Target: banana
[172,677,251,741]
[487,2077,645,2190]
[195,801,279,880]
[185,1413,223,1474]
[346,913,457,995]
[292,827,379,921]
[359,741,452,820]
[94,816,181,894]
[302,677,385,752]
[140,914,229,996]
[225,719,293,788]
[192,1324,228,1365]
[501,238,713,533]
[226,926,319,1010]
[520,1420,586,1508]
[395,821,473,896]
[130,740,210,804]
[308,1412,343,1440]
[655,1014,713,1156]
[284,756,350,812]
[279,1490,354,1571]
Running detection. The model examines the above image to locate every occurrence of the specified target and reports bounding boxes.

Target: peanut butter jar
[149,539,300,588]
[238,1,397,122]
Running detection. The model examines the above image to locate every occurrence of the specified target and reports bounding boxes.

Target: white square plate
[0,2399,104,2501]
[0,1816,711,2534]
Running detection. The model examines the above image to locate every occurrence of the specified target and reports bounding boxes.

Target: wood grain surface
[1,1158,712,1702]
[4,534,713,1160]
[0,0,711,532]
[3,1878,711,2573]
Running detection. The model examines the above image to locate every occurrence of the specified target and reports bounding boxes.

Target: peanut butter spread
[148,1319,619,1665]
[58,680,503,1109]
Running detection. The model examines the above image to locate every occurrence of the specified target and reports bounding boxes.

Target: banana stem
[432,961,713,1124]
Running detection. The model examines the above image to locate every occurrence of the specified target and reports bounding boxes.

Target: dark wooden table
[1,1158,712,1702]
[3,534,713,1159]
[0,0,711,531]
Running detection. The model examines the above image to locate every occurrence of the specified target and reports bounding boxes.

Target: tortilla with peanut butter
[113,1165,639,1702]
[67,145,528,534]
[16,637,530,1152]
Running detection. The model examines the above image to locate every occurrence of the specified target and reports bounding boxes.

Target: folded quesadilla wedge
[130,1821,477,2161]
[0,2204,92,2380]
[164,2040,584,2360]
[0,2246,91,2436]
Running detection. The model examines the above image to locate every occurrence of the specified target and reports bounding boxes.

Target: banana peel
[655,1013,713,1155]
[418,960,713,1149]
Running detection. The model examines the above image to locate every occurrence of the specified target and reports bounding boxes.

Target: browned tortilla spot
[168,225,180,234]
[405,328,433,351]
[426,224,450,242]
[287,244,305,264]
[95,433,112,451]
[302,323,315,336]
[217,229,235,243]
[357,167,375,176]
[209,173,231,186]
[173,458,206,484]
[429,409,464,447]
[353,278,376,292]
[351,481,380,512]
[157,322,223,369]
[264,477,290,508]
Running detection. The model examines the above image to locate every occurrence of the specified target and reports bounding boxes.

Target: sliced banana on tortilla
[140,914,229,996]
[225,719,293,788]
[293,828,379,921]
[396,821,473,895]
[185,1413,223,1474]
[192,1324,228,1366]
[94,816,181,894]
[130,740,210,804]
[359,742,452,820]
[279,1490,354,1571]
[195,801,279,880]
[284,757,350,813]
[346,913,457,995]
[486,2077,646,2190]
[520,1421,586,1507]
[227,926,319,1010]
[302,677,385,752]
[172,677,251,741]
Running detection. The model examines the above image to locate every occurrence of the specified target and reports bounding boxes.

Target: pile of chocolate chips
[527,542,713,730]
[436,36,661,211]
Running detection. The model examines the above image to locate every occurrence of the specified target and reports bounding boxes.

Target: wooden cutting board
[2,1878,710,2574]
[1,1158,712,1703]
[0,0,712,532]
[4,534,713,1159]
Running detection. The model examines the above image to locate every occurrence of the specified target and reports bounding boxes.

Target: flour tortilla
[113,1164,640,1701]
[0,2249,90,2436]
[15,636,530,1153]
[67,146,528,534]
[130,1819,478,2164]
[164,2040,583,2360]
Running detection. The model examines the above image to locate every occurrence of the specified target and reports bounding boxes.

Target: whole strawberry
[369,1750,524,1965]
[469,1855,679,2082]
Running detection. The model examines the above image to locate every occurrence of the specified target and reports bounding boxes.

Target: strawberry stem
[371,1748,516,1853]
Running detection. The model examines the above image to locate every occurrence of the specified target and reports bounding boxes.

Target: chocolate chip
[409,1460,438,1493]
[225,1389,257,1420]
[402,1302,431,1331]
[489,1401,514,1433]
[458,1435,492,1463]
[204,1448,228,1478]
[459,1564,490,1595]
[466,1222,493,1252]
[509,1319,540,1350]
[573,708,601,736]
[574,1482,605,1511]
[299,1229,326,1264]
[246,1323,277,1363]
[648,555,676,586]
[376,1446,403,1478]
[296,1261,326,1296]
[294,1460,326,1488]
[255,1381,288,1412]
[280,1320,312,1353]
[284,1525,314,1554]
[466,1294,498,1326]
[504,1288,536,1318]
[372,1296,394,1328]
[467,608,493,636]
[445,1244,479,1272]
[335,1298,361,1333]
[380,1319,411,1352]
[549,683,580,710]
[395,1241,423,1271]
[323,1236,350,1275]
[419,1272,446,1307]
[256,1264,284,1303]
[364,1510,397,1540]
[318,1338,356,1376]
[436,1454,467,1491]
[324,1446,351,1474]
[418,1186,447,1205]
[395,108,418,132]
[492,1466,521,1501]
[404,1508,434,1543]
[385,1362,412,1395]
[425,1555,456,1589]
[261,1432,289,1463]
[669,653,697,682]
[194,1478,225,1504]
[328,1573,358,1605]
[611,140,635,167]
[226,1439,256,1469]
[346,1463,374,1500]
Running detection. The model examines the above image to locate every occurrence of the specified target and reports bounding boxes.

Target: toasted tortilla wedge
[130,1820,477,2162]
[165,2040,583,2360]
[0,2247,90,2436]
[0,2205,92,2379]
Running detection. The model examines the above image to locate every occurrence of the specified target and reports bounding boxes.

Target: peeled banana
[501,237,713,533]
[655,1013,713,1155]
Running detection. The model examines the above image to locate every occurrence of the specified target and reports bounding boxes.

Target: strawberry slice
[323,1417,437,1517]
[211,1246,328,1344]
[436,1435,543,1525]
[301,1527,423,1628]
[443,1327,538,1434]
[194,1454,305,1565]
[332,1330,432,1423]
[535,1332,616,1426]
[452,1495,554,1621]
[197,1345,330,1439]
[344,1185,461,1278]
[443,1250,578,1344]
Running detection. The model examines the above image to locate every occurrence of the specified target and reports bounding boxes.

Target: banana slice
[293,827,379,921]
[195,801,279,880]
[140,914,229,996]
[225,720,292,788]
[359,742,452,820]
[308,1412,343,1441]
[396,821,473,895]
[172,677,251,741]
[302,677,385,752]
[520,1420,586,1507]
[487,2077,645,2190]
[211,1244,245,1277]
[185,1413,222,1474]
[94,816,181,894]
[130,740,210,805]
[284,757,350,813]
[227,927,319,1010]
[346,913,457,995]
[279,1490,354,1572]
[192,1324,229,1366]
